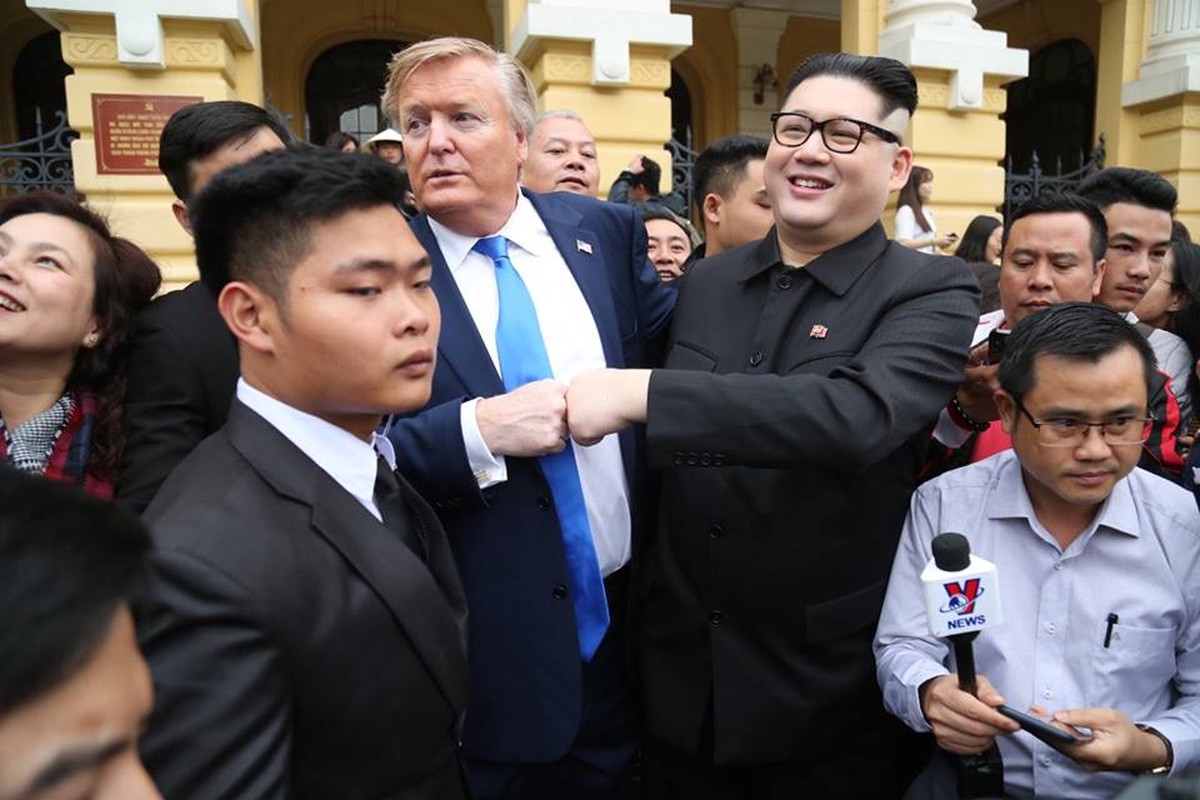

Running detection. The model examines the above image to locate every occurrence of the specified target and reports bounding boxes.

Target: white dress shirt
[237,379,394,522]
[875,450,1200,799]
[427,193,631,574]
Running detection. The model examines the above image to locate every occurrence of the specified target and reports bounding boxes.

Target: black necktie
[374,457,427,562]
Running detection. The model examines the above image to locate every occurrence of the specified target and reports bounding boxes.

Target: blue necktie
[473,235,609,661]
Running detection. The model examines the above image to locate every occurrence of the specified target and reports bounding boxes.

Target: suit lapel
[410,215,505,397]
[527,191,625,369]
[225,403,470,713]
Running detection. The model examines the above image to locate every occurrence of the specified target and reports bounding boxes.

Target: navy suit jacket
[389,189,674,762]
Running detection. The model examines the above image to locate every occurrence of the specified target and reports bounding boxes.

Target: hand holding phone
[997,705,1093,746]
[987,329,1011,366]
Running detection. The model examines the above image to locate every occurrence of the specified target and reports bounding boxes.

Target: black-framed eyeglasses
[1015,401,1154,448]
[769,111,901,154]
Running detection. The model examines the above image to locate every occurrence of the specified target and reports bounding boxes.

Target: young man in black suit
[568,53,981,797]
[136,149,469,799]
[117,101,288,512]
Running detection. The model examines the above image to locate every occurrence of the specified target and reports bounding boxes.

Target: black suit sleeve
[138,547,292,799]
[646,262,978,471]
[118,311,213,513]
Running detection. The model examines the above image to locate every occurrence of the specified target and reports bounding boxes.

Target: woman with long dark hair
[954,214,1004,313]
[0,192,161,497]
[894,165,956,253]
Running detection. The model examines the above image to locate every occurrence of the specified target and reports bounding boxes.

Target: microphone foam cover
[932,532,971,572]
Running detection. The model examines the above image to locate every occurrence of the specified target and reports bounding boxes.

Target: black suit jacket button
[700,453,711,466]
[776,274,793,290]
[686,455,698,466]
[536,495,552,510]
[552,583,568,599]
[672,453,685,466]
[709,524,723,540]
[710,610,723,626]
[749,350,763,367]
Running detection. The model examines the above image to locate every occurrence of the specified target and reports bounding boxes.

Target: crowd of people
[3,35,1200,800]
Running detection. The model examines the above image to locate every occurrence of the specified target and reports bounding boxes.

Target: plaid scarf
[0,389,113,500]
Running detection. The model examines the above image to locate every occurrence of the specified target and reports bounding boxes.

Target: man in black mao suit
[381,37,674,799]
[118,101,288,512]
[136,149,469,798]
[568,54,981,798]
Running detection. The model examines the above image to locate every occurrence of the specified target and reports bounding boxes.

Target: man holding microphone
[875,303,1200,798]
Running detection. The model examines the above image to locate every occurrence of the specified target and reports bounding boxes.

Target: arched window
[668,69,693,150]
[305,39,408,145]
[1004,39,1096,174]
[13,31,71,140]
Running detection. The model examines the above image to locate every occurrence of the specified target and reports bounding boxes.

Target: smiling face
[646,217,692,283]
[1095,202,1173,313]
[997,346,1147,535]
[0,213,101,370]
[0,607,158,800]
[232,204,440,440]
[764,75,912,261]
[998,211,1105,327]
[397,55,526,236]
[523,116,599,195]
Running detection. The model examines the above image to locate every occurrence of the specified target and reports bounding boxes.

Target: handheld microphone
[922,532,1002,695]
[923,532,1005,799]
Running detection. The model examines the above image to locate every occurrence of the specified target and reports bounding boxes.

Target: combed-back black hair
[1004,193,1108,265]
[693,134,769,212]
[1076,167,1177,215]
[189,148,407,301]
[998,302,1156,402]
[630,156,662,196]
[784,53,918,119]
[159,100,292,201]
[0,473,150,715]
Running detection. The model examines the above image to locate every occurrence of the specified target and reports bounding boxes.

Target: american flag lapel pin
[809,324,829,339]
[576,239,593,255]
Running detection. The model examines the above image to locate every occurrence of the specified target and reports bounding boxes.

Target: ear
[1168,291,1186,315]
[702,192,723,226]
[171,200,193,236]
[218,281,279,356]
[888,146,914,193]
[995,390,1017,435]
[1091,258,1108,300]
[79,319,103,349]
[515,125,528,167]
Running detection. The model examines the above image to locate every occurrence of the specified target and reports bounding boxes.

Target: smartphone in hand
[998,705,1093,747]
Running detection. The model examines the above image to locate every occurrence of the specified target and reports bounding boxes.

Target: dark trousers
[466,569,640,800]
[641,695,929,800]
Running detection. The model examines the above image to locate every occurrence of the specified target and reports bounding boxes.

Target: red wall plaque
[92,94,203,175]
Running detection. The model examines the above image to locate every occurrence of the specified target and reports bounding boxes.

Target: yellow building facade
[3,0,1199,283]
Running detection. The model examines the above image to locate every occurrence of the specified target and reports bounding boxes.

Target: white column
[1123,0,1200,106]
[508,0,691,86]
[731,7,788,137]
[877,0,1027,109]
[26,0,254,69]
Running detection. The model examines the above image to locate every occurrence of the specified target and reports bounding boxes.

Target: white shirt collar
[236,378,391,507]
[427,191,553,273]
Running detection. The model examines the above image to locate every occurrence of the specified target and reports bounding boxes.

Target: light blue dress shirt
[875,450,1200,799]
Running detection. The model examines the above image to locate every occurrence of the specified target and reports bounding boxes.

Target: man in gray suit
[136,149,469,799]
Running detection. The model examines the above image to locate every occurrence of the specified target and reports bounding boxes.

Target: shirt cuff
[887,659,950,734]
[460,398,507,488]
[1140,717,1197,775]
[933,407,973,448]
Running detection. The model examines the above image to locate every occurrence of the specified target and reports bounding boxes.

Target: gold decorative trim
[165,39,223,68]
[542,53,590,84]
[1138,106,1200,135]
[63,34,118,66]
[629,59,670,88]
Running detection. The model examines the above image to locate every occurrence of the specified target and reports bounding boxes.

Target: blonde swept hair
[382,37,539,139]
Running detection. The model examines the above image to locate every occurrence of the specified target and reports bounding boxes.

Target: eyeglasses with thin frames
[769,111,901,154]
[1015,401,1153,448]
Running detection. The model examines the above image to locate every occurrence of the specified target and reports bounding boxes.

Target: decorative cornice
[62,33,119,66]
